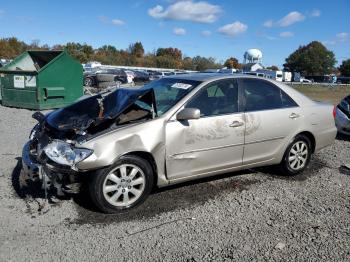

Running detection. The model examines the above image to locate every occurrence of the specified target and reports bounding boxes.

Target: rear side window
[242,78,297,111]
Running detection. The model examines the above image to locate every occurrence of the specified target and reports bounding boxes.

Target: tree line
[0,37,222,71]
[0,37,349,76]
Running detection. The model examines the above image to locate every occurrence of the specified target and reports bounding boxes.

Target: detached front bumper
[22,142,41,180]
[21,141,82,195]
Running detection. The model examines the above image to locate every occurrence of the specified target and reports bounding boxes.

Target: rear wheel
[278,134,312,176]
[89,155,154,213]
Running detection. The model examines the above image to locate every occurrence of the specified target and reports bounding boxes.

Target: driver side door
[165,79,245,180]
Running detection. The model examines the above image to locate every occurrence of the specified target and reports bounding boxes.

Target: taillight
[333,106,337,118]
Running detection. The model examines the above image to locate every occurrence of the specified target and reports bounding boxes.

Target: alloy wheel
[102,164,146,207]
[288,141,308,171]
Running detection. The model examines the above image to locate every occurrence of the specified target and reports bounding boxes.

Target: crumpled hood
[45,88,156,132]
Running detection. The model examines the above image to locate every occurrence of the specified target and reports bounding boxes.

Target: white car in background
[300,78,312,83]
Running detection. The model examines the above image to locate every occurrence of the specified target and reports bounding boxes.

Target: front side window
[142,78,201,116]
[186,79,238,117]
[242,79,297,112]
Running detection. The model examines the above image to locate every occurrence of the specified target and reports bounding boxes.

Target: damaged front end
[22,88,157,196]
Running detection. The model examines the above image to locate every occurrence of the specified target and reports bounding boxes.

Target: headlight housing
[44,140,93,166]
[29,124,40,140]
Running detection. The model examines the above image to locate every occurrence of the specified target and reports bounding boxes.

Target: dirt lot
[0,101,349,261]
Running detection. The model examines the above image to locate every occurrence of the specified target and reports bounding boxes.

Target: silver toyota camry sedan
[22,74,337,213]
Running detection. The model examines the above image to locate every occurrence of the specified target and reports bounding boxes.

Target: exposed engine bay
[24,88,157,196]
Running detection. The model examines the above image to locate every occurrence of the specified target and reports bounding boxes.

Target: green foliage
[129,42,144,58]
[65,42,94,63]
[182,57,195,70]
[0,37,28,59]
[339,59,350,76]
[156,47,182,60]
[192,56,221,71]
[266,65,279,71]
[284,41,336,76]
[0,37,222,70]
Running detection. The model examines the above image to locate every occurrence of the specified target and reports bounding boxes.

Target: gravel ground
[0,104,349,262]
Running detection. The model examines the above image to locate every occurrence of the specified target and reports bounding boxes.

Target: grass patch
[288,84,350,105]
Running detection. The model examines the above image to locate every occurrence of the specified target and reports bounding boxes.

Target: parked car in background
[149,71,174,80]
[305,75,335,83]
[218,68,237,74]
[202,69,219,73]
[132,70,150,84]
[243,71,265,77]
[173,71,189,75]
[83,69,129,88]
[83,68,106,87]
[83,61,102,69]
[22,73,336,213]
[336,76,350,84]
[300,78,312,83]
[256,69,283,82]
[83,61,102,74]
[335,95,350,135]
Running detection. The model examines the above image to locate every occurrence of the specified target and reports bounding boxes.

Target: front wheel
[89,155,154,213]
[278,135,312,176]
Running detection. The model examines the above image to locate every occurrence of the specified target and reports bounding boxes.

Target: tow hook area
[41,165,82,197]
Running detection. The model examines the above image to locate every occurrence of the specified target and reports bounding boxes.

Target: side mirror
[176,108,200,121]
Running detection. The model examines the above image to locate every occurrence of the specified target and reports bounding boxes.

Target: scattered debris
[275,242,286,250]
[118,217,196,239]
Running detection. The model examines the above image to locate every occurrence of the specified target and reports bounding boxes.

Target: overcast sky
[1,0,349,67]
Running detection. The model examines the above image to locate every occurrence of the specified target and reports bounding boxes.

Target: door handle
[289,113,300,119]
[229,121,244,127]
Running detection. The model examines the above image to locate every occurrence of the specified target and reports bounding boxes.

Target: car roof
[165,72,255,82]
[165,72,315,106]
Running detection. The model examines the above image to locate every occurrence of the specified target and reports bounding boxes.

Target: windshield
[142,78,201,116]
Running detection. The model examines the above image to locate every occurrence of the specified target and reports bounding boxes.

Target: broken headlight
[44,140,93,166]
[29,124,40,140]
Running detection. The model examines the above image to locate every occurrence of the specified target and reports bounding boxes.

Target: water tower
[243,48,263,64]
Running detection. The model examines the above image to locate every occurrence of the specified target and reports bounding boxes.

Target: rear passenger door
[239,78,302,165]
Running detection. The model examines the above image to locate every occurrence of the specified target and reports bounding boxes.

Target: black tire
[84,77,94,87]
[88,155,154,213]
[97,81,117,89]
[278,134,312,176]
[96,74,116,82]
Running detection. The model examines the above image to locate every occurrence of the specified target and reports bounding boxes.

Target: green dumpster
[0,50,83,110]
